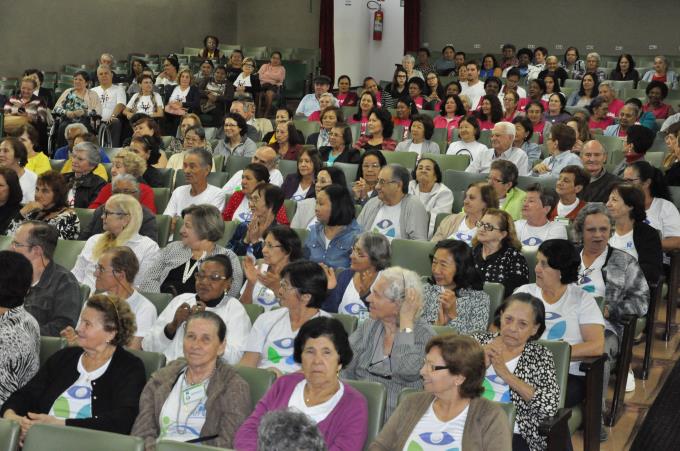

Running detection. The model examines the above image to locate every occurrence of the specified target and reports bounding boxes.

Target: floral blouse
[8,209,80,240]
[54,90,88,114]
[421,284,490,334]
[473,244,529,298]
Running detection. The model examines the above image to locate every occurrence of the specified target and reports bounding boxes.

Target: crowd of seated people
[2,40,680,450]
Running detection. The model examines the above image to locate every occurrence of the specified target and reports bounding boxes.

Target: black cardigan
[281,173,316,200]
[163,85,201,115]
[633,221,664,284]
[63,172,107,209]
[0,346,146,434]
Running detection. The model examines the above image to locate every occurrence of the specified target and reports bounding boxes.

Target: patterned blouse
[0,306,40,405]
[53,90,88,114]
[421,284,490,334]
[3,95,48,123]
[472,244,529,298]
[472,332,560,451]
[8,209,80,240]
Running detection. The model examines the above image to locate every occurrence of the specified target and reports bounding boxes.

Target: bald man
[579,140,620,202]
[222,146,283,194]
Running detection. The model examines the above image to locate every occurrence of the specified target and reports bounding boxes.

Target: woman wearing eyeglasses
[143,255,250,365]
[239,260,332,377]
[342,267,435,418]
[370,334,511,451]
[352,150,387,206]
[472,208,529,298]
[71,194,159,293]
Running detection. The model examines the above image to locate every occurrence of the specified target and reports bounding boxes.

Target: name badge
[183,383,206,404]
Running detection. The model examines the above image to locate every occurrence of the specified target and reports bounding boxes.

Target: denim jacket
[304,219,362,269]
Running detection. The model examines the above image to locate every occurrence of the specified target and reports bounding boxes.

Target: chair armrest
[579,354,606,451]
[539,408,572,451]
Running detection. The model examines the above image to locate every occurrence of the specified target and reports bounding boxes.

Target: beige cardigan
[54,88,102,115]
[430,212,467,243]
[369,392,511,451]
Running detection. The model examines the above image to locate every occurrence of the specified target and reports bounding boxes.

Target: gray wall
[0,0,237,76]
[421,1,680,58]
[236,0,319,49]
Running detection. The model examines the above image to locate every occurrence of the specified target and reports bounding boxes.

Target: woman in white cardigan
[408,157,454,239]
[394,114,441,158]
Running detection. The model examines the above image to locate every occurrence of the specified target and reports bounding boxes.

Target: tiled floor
[571,300,680,451]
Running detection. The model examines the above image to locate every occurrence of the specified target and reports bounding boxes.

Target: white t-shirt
[609,230,638,260]
[288,379,345,423]
[233,73,253,89]
[337,277,369,321]
[514,219,568,250]
[370,202,402,240]
[127,291,158,338]
[233,195,252,223]
[403,401,468,451]
[448,215,477,246]
[240,263,279,310]
[515,283,604,375]
[19,169,37,203]
[168,86,191,104]
[126,92,164,115]
[49,354,112,419]
[445,140,487,166]
[556,199,580,218]
[576,250,607,298]
[158,371,208,442]
[142,293,251,364]
[244,308,330,374]
[645,197,680,239]
[460,81,486,110]
[291,184,311,202]
[163,185,226,217]
[482,354,521,433]
[92,85,126,121]
[222,169,284,195]
[408,142,424,156]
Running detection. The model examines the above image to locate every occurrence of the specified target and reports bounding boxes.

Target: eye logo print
[267,337,296,365]
[344,303,366,315]
[544,311,566,339]
[455,232,472,243]
[482,375,511,403]
[51,386,92,419]
[238,211,252,222]
[373,219,395,237]
[406,432,459,451]
[522,236,543,246]
[292,194,305,201]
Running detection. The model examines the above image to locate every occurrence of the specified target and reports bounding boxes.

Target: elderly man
[549,165,590,222]
[164,148,226,224]
[514,183,567,249]
[604,103,638,138]
[91,65,126,146]
[537,55,568,86]
[80,174,158,241]
[532,123,583,177]
[243,96,273,139]
[10,221,81,336]
[576,52,607,82]
[222,146,283,194]
[62,141,106,207]
[580,140,620,202]
[357,164,428,240]
[466,121,530,175]
[598,82,625,118]
[460,61,485,109]
[295,75,336,117]
[488,160,526,220]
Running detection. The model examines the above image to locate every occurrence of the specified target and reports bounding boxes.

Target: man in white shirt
[295,75,338,117]
[532,123,583,177]
[466,122,530,175]
[223,146,283,194]
[515,183,567,249]
[460,61,486,109]
[164,148,226,229]
[91,65,126,146]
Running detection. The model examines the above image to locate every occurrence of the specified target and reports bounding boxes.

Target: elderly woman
[422,240,490,333]
[72,194,159,291]
[1,294,146,436]
[256,409,326,450]
[432,182,498,245]
[228,183,285,259]
[515,239,605,409]
[165,126,213,172]
[240,260,332,376]
[643,80,675,120]
[512,116,542,163]
[641,55,678,89]
[306,92,335,123]
[606,184,663,284]
[53,70,102,148]
[353,108,398,152]
[323,232,390,318]
[544,93,571,125]
[370,334,512,450]
[3,77,48,134]
[434,94,466,142]
[164,114,211,157]
[304,184,362,269]
[291,166,346,229]
[319,123,360,165]
[587,96,614,131]
[8,171,79,239]
[163,68,201,136]
[258,52,287,117]
[214,112,258,160]
[472,293,560,451]
[402,54,424,81]
[139,204,243,298]
[89,149,155,212]
[395,114,440,156]
[156,55,180,88]
[567,73,599,108]
[0,251,40,406]
[343,267,435,417]
[353,149,387,205]
[0,167,24,235]
[0,137,37,204]
[335,74,358,107]
[241,225,303,310]
[233,57,261,98]
[662,123,680,178]
[447,115,488,161]
[307,105,343,151]
[124,74,165,119]
[144,255,250,364]
[272,122,304,161]
[236,317,368,450]
[199,35,220,59]
[281,148,322,202]
[472,208,529,297]
[62,141,106,208]
[408,157,454,238]
[133,312,250,449]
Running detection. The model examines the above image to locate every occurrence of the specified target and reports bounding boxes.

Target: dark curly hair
[537,239,580,285]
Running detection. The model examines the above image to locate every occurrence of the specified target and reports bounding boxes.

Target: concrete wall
[236,0,320,49]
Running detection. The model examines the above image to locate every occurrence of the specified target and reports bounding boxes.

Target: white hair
[402,54,415,65]
[64,122,88,139]
[586,52,601,62]
[494,121,516,139]
[378,266,423,309]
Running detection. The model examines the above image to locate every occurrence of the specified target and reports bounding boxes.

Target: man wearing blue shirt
[295,75,335,117]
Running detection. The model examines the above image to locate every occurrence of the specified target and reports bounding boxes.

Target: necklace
[182,251,206,284]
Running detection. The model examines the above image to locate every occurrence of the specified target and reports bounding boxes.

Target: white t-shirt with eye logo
[514,219,567,250]
[448,215,477,246]
[371,202,402,240]
[403,401,468,451]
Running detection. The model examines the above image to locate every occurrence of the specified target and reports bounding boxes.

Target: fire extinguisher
[373,8,384,41]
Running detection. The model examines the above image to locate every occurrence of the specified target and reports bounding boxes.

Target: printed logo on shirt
[255,286,278,307]
[454,232,473,244]
[643,218,650,225]
[140,101,152,113]
[291,194,306,201]
[372,219,396,238]
[238,211,253,222]
[407,432,459,451]
[545,311,567,340]
[577,273,596,293]
[482,375,512,403]
[267,337,296,365]
[51,386,92,419]
[522,236,543,247]
[343,302,368,317]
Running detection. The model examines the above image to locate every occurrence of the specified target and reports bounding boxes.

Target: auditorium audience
[353,108,398,152]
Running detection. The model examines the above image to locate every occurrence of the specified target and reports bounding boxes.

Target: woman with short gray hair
[138,204,243,298]
[256,409,326,451]
[342,266,435,418]
[62,141,106,208]
[402,54,424,81]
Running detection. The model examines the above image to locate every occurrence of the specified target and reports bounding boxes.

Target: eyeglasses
[375,179,398,186]
[224,122,239,128]
[422,358,449,373]
[476,220,502,232]
[351,246,367,258]
[263,242,284,250]
[103,210,129,218]
[623,177,640,183]
[195,272,228,282]
[362,163,381,169]
[279,279,298,293]
[94,264,115,274]
[11,240,33,249]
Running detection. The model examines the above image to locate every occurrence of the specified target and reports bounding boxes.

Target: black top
[538,67,569,87]
[281,173,316,200]
[666,162,680,186]
[473,244,529,298]
[581,170,620,203]
[63,172,107,209]
[319,146,362,164]
[633,221,664,284]
[161,259,198,296]
[143,167,165,188]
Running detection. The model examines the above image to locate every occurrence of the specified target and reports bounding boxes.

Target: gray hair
[402,54,416,65]
[100,53,115,62]
[112,174,139,195]
[582,139,608,155]
[319,92,335,102]
[64,122,88,139]
[622,102,640,117]
[356,232,391,270]
[388,164,411,194]
[586,52,601,63]
[185,125,206,140]
[97,64,112,74]
[72,142,101,167]
[572,202,614,243]
[494,121,516,139]
[180,204,224,242]
[378,266,423,310]
[186,148,213,168]
[257,409,326,451]
[655,55,668,67]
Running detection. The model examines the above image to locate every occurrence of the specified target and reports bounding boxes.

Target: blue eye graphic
[419,432,455,446]
[522,237,543,246]
[344,303,363,315]
[376,219,394,229]
[272,338,295,350]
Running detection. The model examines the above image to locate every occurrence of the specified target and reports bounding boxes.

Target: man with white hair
[466,122,530,175]
[222,146,283,194]
[579,140,619,202]
[92,65,126,146]
[577,52,607,82]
